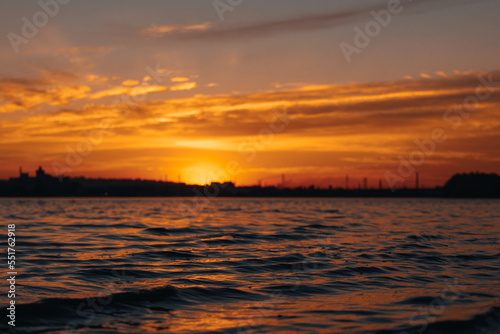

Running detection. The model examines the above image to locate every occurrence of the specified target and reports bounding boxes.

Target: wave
[143,226,206,235]
[376,305,500,334]
[3,284,263,332]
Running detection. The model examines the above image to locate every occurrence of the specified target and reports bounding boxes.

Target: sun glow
[182,163,229,185]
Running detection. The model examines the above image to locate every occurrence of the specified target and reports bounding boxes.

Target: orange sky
[1,1,499,188]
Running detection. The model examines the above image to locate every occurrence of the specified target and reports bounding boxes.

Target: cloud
[88,81,197,100]
[149,0,486,42]
[89,85,169,100]
[141,22,212,38]
[4,70,500,143]
[84,74,109,83]
[138,0,497,47]
[3,70,499,185]
[170,82,197,91]
[171,77,189,82]
[0,76,91,113]
[171,8,375,41]
[58,69,495,142]
[122,79,140,86]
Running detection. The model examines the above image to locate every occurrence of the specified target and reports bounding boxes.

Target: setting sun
[182,163,229,185]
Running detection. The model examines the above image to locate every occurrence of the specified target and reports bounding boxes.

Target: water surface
[1,198,499,333]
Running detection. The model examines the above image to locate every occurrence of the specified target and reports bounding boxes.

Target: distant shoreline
[1,193,499,199]
[1,169,499,198]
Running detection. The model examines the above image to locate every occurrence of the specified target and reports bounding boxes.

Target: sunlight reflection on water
[1,198,499,333]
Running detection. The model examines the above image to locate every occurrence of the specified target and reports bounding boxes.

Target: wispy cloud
[141,22,212,38]
[89,85,169,100]
[2,70,499,183]
[0,71,199,112]
[170,82,197,91]
[0,76,90,113]
[146,0,487,42]
[171,77,189,82]
[9,69,498,137]
[169,9,375,41]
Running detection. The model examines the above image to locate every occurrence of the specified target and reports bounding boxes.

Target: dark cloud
[176,7,379,41]
[7,70,499,143]
[152,0,488,42]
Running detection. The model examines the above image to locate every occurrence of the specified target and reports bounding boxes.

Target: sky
[0,0,499,188]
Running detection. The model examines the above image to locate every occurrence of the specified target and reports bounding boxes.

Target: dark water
[1,198,499,333]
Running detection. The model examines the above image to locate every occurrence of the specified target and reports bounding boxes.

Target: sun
[182,163,228,185]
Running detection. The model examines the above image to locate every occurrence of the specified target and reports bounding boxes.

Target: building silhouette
[0,167,498,198]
